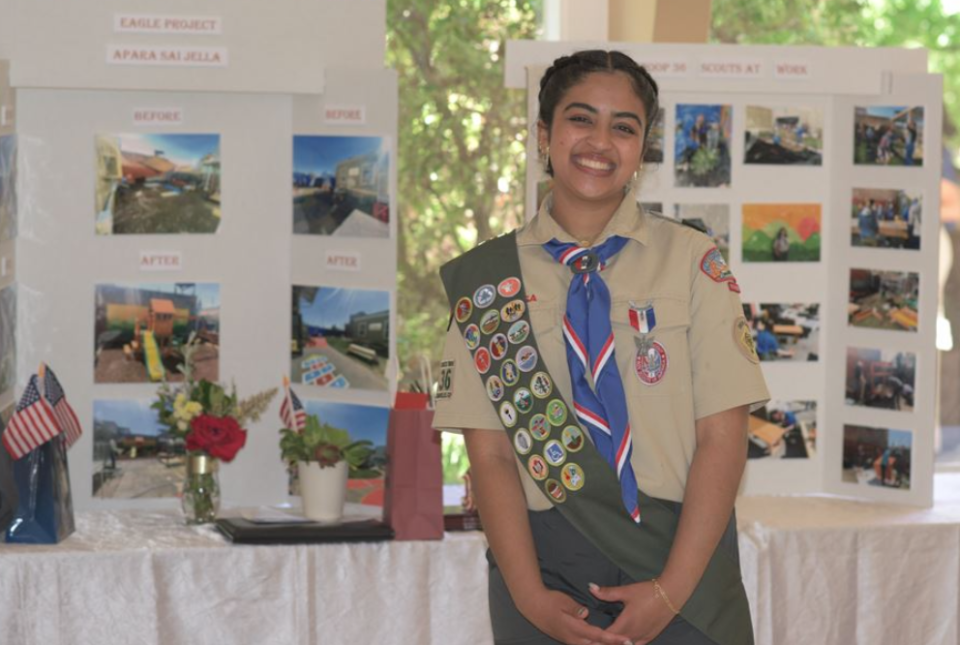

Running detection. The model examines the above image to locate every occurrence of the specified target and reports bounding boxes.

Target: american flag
[1,375,59,460]
[43,365,83,448]
[280,381,307,432]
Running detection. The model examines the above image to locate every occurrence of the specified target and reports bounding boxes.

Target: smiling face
[540,71,647,211]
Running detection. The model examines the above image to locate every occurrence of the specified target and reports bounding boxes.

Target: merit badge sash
[440,232,753,645]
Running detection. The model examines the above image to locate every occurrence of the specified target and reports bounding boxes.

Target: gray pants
[487,504,741,645]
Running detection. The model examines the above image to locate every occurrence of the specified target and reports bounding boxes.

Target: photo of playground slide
[291,285,390,392]
[286,399,389,506]
[94,282,220,384]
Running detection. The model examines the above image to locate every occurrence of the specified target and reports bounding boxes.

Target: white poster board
[508,42,939,507]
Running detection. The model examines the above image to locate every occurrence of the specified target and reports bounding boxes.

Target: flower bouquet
[153,338,277,524]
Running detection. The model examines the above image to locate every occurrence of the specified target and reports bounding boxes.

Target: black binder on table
[215,517,395,545]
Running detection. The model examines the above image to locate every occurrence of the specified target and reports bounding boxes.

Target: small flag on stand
[1,364,84,460]
[280,376,307,432]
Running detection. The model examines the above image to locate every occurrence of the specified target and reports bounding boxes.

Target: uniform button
[579,240,590,248]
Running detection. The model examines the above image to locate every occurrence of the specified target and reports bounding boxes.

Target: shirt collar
[517,186,649,248]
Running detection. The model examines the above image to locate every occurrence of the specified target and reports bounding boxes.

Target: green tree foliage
[712,0,960,149]
[386,0,542,371]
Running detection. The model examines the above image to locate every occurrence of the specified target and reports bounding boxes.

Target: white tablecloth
[3,475,960,645]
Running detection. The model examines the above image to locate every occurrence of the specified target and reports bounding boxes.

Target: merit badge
[629,301,656,334]
[529,413,549,440]
[501,299,526,323]
[531,372,553,399]
[500,359,520,386]
[513,388,534,414]
[517,345,539,372]
[480,309,501,335]
[486,375,505,402]
[499,401,518,428]
[546,400,568,426]
[498,277,522,298]
[528,454,549,481]
[474,284,496,308]
[490,333,508,361]
[561,425,585,453]
[455,297,473,323]
[545,479,567,503]
[635,341,668,385]
[734,317,760,364]
[508,320,530,345]
[561,463,585,491]
[463,324,480,350]
[543,440,567,467]
[700,247,736,285]
[513,429,533,455]
[475,347,492,375]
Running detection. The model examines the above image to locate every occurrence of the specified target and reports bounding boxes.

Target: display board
[1,1,397,513]
[507,42,939,507]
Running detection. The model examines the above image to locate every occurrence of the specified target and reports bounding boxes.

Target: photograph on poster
[674,204,730,261]
[291,286,390,391]
[0,285,15,394]
[744,105,823,165]
[293,135,390,238]
[845,347,916,412]
[94,282,220,384]
[742,203,821,263]
[748,400,816,459]
[848,269,919,332]
[92,399,185,499]
[842,424,912,490]
[287,400,389,505]
[850,188,922,250]
[674,104,732,188]
[743,303,819,362]
[641,202,664,216]
[94,134,221,235]
[854,106,924,166]
[0,135,17,242]
[644,108,664,164]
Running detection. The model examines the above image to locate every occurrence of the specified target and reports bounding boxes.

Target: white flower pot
[298,460,348,522]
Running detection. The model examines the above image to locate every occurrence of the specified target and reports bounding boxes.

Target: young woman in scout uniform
[434,50,769,645]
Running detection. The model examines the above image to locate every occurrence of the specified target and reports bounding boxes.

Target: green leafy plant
[280,415,374,471]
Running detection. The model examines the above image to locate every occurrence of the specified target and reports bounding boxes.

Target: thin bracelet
[651,577,680,615]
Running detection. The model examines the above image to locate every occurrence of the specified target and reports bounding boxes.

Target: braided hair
[538,50,660,176]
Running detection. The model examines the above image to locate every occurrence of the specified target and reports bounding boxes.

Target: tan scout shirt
[434,191,770,510]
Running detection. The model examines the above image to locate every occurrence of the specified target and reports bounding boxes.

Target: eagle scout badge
[561,425,585,452]
[514,388,534,414]
[500,359,520,386]
[490,333,508,360]
[499,401,518,427]
[530,413,549,440]
[635,341,668,385]
[734,317,760,364]
[561,463,585,491]
[545,479,566,503]
[531,372,553,399]
[546,400,568,426]
[517,345,539,372]
[629,302,656,334]
[486,375,505,401]
[463,324,480,350]
[498,277,521,298]
[508,320,530,344]
[501,299,526,323]
[528,454,548,481]
[474,284,496,308]
[544,440,567,467]
[455,297,472,323]
[480,309,501,335]
[475,347,492,374]
[513,429,533,455]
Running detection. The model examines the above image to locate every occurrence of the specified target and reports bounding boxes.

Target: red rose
[186,414,247,462]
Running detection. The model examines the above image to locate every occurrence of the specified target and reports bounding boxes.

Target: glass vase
[181,453,220,525]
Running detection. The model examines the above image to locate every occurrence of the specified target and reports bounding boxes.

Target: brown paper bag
[383,408,443,540]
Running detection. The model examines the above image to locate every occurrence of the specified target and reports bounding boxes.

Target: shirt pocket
[612,296,691,398]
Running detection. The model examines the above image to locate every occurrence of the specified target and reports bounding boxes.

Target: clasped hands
[520,580,676,645]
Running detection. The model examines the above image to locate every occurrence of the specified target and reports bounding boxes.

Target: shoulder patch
[733,318,759,364]
[700,247,739,291]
